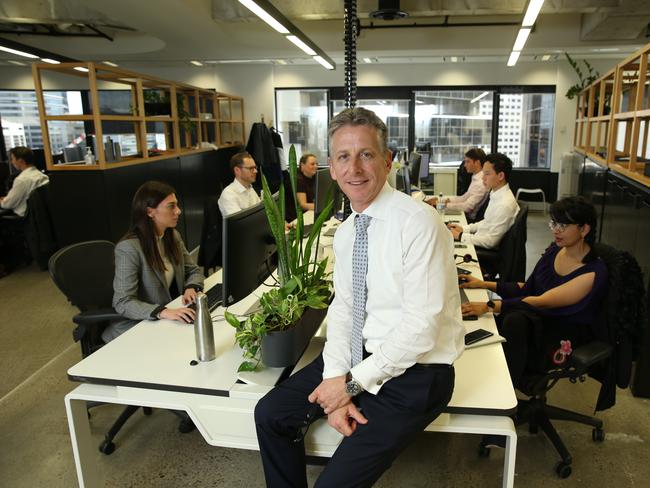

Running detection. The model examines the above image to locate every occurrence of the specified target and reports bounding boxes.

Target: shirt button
[376,380,383,386]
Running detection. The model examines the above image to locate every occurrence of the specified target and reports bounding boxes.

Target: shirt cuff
[184,284,203,292]
[150,305,165,320]
[350,357,391,395]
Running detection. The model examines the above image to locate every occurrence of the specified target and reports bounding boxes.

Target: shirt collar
[490,183,510,199]
[472,170,483,181]
[350,182,394,222]
[233,178,251,193]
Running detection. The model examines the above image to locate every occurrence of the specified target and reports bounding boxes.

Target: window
[275,89,329,165]
[414,90,493,164]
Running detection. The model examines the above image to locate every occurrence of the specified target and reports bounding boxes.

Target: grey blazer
[102,230,204,342]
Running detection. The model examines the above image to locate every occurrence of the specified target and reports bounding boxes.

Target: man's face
[9,154,19,170]
[463,157,480,174]
[482,161,504,190]
[328,125,391,213]
[236,157,258,186]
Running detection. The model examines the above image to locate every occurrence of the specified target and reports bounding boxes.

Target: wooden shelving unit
[32,62,245,171]
[574,44,650,186]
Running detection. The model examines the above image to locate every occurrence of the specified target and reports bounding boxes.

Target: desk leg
[65,396,99,488]
[503,433,517,488]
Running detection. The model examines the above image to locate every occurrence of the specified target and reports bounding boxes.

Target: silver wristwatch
[345,374,364,396]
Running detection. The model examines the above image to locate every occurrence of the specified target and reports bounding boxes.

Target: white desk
[65,214,517,488]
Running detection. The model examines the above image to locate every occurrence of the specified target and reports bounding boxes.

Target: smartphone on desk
[465,328,494,345]
[457,267,471,275]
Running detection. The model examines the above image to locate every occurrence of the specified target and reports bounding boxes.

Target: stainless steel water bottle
[194,292,216,361]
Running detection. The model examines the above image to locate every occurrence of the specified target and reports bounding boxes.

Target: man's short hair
[9,146,34,165]
[484,153,513,182]
[328,108,388,155]
[230,151,252,172]
[299,153,316,165]
[465,148,486,164]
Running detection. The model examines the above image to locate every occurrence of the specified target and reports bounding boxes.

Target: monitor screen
[408,153,422,187]
[315,168,339,220]
[419,152,431,179]
[222,196,278,306]
[395,165,411,195]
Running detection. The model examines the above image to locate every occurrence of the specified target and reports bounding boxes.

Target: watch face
[346,380,362,396]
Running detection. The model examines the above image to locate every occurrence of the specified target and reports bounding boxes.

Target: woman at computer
[296,153,318,211]
[459,196,608,388]
[102,180,204,342]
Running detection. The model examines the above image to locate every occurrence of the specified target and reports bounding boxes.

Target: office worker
[103,181,204,343]
[460,196,608,389]
[255,107,464,487]
[447,152,519,249]
[218,151,261,217]
[296,153,318,211]
[426,147,489,221]
[0,146,49,217]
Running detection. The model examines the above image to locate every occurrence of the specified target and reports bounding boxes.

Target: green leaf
[237,361,258,372]
[224,310,243,329]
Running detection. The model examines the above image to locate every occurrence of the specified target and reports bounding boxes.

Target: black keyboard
[188,284,223,312]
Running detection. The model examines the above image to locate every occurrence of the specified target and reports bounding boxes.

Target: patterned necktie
[351,214,371,367]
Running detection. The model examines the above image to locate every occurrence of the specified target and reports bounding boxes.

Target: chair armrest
[570,341,613,370]
[72,308,123,326]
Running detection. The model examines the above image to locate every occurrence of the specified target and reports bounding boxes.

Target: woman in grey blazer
[103,181,205,342]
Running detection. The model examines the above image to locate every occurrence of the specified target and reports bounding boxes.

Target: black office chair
[457,159,472,196]
[407,153,422,190]
[197,192,223,276]
[481,244,646,478]
[24,183,58,270]
[475,203,528,282]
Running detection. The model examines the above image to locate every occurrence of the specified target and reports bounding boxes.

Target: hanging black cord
[342,0,358,219]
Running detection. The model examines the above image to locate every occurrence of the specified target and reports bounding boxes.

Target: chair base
[517,397,604,478]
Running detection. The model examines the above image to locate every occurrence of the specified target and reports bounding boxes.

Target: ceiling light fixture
[41,58,60,64]
[190,60,203,66]
[238,0,289,34]
[313,55,334,70]
[451,56,458,62]
[0,45,39,59]
[286,35,316,56]
[275,59,288,65]
[471,91,490,104]
[541,54,551,61]
[102,61,118,67]
[522,0,545,27]
[7,60,27,66]
[363,57,372,63]
[507,51,521,67]
[73,66,89,72]
[237,0,334,71]
[513,28,531,51]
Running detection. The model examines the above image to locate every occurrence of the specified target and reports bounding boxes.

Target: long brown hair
[123,180,181,272]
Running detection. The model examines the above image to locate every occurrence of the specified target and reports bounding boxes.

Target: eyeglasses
[548,220,570,232]
[239,165,258,171]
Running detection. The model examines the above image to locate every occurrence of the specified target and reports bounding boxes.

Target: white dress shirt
[461,183,519,249]
[218,178,261,217]
[0,166,49,217]
[446,170,489,220]
[322,183,465,395]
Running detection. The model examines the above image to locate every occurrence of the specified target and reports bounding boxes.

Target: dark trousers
[254,354,455,488]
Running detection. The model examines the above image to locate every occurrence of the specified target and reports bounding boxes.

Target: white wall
[0,59,616,171]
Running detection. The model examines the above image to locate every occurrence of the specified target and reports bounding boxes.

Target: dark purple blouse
[497,244,608,326]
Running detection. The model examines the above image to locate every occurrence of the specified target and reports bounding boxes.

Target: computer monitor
[314,168,339,221]
[395,165,411,196]
[408,153,422,188]
[221,196,278,306]
[419,152,431,180]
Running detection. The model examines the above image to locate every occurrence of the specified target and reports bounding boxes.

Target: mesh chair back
[48,240,115,312]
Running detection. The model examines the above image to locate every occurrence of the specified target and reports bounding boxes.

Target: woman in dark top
[296,153,318,211]
[460,196,608,387]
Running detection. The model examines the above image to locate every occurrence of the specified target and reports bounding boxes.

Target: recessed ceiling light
[541,54,551,61]
[513,28,531,52]
[275,59,287,65]
[363,57,372,63]
[238,0,290,34]
[451,56,458,62]
[592,47,620,52]
[41,58,60,64]
[507,51,521,67]
[73,66,89,72]
[522,0,545,27]
[286,35,316,56]
[313,55,334,70]
[0,45,39,59]
[7,60,27,66]
[103,61,118,67]
[190,60,203,66]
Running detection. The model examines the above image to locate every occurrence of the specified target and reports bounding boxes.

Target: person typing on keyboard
[103,181,204,342]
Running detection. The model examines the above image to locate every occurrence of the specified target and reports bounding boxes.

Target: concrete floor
[1,212,649,487]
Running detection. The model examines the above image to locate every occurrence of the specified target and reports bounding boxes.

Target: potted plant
[142,90,196,134]
[564,53,600,101]
[225,145,334,371]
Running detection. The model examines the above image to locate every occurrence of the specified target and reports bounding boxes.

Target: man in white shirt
[426,147,489,221]
[255,108,465,487]
[217,151,261,217]
[0,147,49,217]
[448,153,519,249]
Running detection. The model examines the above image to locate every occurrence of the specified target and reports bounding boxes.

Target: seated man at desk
[218,151,261,217]
[0,146,49,217]
[447,153,519,249]
[426,147,488,221]
[255,107,464,487]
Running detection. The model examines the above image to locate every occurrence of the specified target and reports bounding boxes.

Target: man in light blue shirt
[255,108,464,487]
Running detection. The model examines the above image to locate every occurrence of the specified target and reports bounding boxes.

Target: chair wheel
[592,427,605,442]
[143,407,153,416]
[98,439,115,455]
[478,444,491,458]
[178,417,196,434]
[555,461,572,478]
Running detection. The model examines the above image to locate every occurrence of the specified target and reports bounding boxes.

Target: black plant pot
[261,306,328,368]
